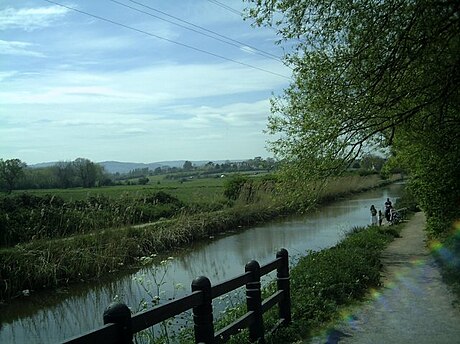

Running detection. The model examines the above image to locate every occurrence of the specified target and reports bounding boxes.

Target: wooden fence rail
[62,248,291,344]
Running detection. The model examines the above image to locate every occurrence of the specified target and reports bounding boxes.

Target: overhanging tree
[246,0,459,234]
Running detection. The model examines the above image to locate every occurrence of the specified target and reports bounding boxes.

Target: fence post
[103,302,133,344]
[192,276,215,344]
[245,260,265,343]
[276,248,291,325]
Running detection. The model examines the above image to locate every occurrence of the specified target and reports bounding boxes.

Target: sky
[0,0,292,165]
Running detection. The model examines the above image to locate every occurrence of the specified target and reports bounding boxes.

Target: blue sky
[0,0,291,164]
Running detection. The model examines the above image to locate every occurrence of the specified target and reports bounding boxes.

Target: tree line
[0,154,387,193]
[0,158,110,193]
[0,156,279,193]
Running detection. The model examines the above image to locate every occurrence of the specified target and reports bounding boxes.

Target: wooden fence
[62,248,291,344]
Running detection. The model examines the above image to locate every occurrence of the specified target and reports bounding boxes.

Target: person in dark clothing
[384,198,392,221]
[370,205,378,225]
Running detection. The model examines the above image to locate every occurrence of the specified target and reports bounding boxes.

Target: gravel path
[309,212,460,344]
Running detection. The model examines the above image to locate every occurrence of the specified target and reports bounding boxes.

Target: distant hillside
[99,160,241,173]
[30,160,242,174]
[98,161,162,174]
[29,161,58,169]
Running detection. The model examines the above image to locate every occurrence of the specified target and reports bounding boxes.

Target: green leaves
[247,0,460,234]
[0,158,26,193]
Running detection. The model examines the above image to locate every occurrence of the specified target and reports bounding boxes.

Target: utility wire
[43,0,290,80]
[112,0,282,62]
[206,0,243,16]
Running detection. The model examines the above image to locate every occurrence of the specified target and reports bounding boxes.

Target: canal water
[0,183,403,343]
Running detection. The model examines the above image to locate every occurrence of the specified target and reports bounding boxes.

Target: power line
[206,0,243,16]
[109,0,279,62]
[43,0,290,80]
[111,0,282,62]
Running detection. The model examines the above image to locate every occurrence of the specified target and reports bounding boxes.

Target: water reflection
[0,183,402,343]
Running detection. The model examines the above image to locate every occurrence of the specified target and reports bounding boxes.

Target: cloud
[0,71,18,81]
[0,86,157,105]
[193,133,223,140]
[240,46,257,54]
[0,40,45,57]
[0,6,70,31]
[0,59,289,105]
[120,128,149,135]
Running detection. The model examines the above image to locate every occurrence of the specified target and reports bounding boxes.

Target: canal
[0,183,403,343]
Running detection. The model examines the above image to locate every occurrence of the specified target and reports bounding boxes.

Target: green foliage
[182,160,193,171]
[393,186,419,213]
[0,174,394,300]
[138,176,149,185]
[223,175,249,200]
[269,226,398,342]
[246,0,460,235]
[432,231,460,304]
[202,225,400,344]
[0,158,26,193]
[10,158,111,190]
[0,191,184,247]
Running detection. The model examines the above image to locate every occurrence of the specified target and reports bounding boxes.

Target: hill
[29,160,243,174]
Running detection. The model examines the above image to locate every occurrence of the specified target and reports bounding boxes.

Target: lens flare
[311,217,460,342]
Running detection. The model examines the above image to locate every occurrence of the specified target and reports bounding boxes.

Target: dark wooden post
[245,260,265,343]
[276,248,291,325]
[103,302,133,344]
[192,276,215,344]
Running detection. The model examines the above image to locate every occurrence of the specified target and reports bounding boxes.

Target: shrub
[223,175,248,200]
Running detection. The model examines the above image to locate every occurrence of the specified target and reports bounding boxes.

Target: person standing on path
[384,198,392,221]
[370,205,378,225]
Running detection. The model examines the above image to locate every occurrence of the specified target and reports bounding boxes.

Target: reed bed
[0,191,185,247]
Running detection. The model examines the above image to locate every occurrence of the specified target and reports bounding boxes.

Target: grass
[14,177,227,205]
[0,173,402,301]
[275,224,403,342]
[166,223,405,344]
[211,223,405,344]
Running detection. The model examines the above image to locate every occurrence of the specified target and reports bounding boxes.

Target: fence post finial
[192,276,215,344]
[276,248,291,325]
[103,302,133,344]
[245,260,265,343]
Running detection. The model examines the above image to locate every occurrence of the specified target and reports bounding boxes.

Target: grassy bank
[272,224,402,342]
[160,221,405,344]
[0,174,400,301]
[209,223,404,344]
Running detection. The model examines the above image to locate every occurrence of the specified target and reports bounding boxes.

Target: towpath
[309,211,460,344]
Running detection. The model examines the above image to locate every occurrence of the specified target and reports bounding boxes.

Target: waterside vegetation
[230,223,405,344]
[245,0,460,318]
[0,173,399,301]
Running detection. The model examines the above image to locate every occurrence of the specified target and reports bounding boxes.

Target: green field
[13,175,228,205]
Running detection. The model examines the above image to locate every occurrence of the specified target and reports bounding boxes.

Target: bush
[223,175,248,200]
[433,230,460,304]
[394,187,419,212]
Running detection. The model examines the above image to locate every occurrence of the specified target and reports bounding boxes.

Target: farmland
[15,174,228,203]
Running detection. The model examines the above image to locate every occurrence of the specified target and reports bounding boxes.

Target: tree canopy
[0,158,26,193]
[246,0,459,234]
